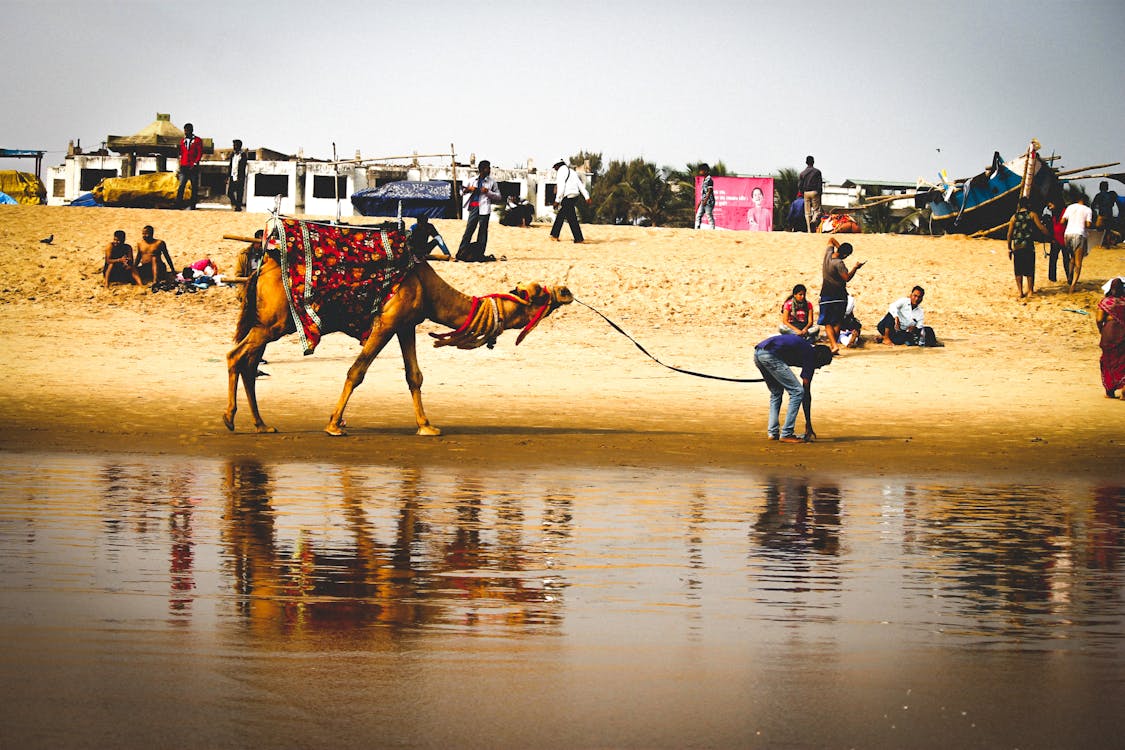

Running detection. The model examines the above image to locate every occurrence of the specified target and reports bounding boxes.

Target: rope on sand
[574,298,764,383]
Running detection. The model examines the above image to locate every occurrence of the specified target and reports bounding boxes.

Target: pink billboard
[695,176,774,231]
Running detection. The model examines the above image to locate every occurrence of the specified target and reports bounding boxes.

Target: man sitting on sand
[876,286,937,347]
[103,230,142,288]
[134,225,176,285]
[408,216,452,261]
[752,333,834,443]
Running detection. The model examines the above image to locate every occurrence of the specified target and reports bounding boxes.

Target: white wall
[245,161,298,214]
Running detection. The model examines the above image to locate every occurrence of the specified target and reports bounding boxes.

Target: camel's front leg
[324,322,397,436]
[397,325,440,436]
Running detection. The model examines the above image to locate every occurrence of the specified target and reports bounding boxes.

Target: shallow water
[1,453,1122,748]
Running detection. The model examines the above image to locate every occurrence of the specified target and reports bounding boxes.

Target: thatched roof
[106,113,187,154]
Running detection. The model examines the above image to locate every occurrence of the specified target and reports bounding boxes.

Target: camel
[224,252,573,436]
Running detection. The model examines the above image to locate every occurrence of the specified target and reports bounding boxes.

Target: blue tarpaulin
[68,192,104,207]
[0,191,17,205]
[351,180,453,219]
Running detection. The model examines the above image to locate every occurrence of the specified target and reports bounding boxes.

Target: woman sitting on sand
[778,284,819,343]
[1095,277,1125,399]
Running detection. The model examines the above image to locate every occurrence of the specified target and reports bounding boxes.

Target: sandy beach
[1,204,1121,481]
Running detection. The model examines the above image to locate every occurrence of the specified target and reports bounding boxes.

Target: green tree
[858,187,928,234]
[587,158,690,227]
[772,167,799,230]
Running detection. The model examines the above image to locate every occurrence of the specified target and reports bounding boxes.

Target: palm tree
[772,167,799,230]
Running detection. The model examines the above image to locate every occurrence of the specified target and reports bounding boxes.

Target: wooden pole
[1056,162,1120,177]
[222,234,260,243]
[857,192,919,209]
[451,142,460,219]
[969,219,1011,238]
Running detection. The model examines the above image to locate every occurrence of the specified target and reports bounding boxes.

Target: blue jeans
[754,348,804,438]
[695,200,715,229]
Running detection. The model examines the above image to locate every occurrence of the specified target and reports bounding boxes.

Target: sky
[2,0,1123,189]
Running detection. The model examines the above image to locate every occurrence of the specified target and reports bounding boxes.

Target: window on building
[312,175,348,199]
[53,179,66,198]
[80,168,118,191]
[497,181,521,200]
[199,169,226,198]
[254,174,289,197]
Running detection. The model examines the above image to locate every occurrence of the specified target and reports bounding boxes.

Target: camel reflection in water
[221,459,570,636]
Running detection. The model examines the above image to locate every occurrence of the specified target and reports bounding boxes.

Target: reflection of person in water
[753,477,841,556]
[746,186,773,232]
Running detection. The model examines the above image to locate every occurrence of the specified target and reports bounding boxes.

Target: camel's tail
[234,273,260,342]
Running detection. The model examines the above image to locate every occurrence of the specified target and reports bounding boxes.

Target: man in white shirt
[877,286,936,346]
[457,160,502,260]
[550,159,590,243]
[1061,195,1093,293]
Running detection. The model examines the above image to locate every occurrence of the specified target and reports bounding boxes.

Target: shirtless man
[103,230,142,288]
[134,225,176,284]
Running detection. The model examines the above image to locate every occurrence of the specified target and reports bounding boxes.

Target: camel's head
[510,282,574,344]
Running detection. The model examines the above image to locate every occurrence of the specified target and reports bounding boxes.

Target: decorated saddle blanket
[277,217,416,354]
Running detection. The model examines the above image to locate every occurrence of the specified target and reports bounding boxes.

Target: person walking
[1095,278,1125,399]
[798,155,823,232]
[1061,194,1093,293]
[176,122,204,210]
[1006,197,1048,298]
[694,163,716,229]
[550,159,590,243]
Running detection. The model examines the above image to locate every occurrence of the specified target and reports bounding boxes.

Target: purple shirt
[755,333,819,381]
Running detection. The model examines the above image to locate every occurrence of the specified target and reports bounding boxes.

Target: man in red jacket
[176,122,204,209]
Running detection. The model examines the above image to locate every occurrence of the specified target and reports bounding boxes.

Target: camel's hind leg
[225,327,280,433]
[397,325,440,436]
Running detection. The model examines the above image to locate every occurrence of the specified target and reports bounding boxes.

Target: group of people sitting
[102,225,228,292]
[778,283,937,350]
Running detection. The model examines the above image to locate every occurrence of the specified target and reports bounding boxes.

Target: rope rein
[573,298,764,383]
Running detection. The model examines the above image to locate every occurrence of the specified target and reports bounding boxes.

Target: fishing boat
[921,140,1063,237]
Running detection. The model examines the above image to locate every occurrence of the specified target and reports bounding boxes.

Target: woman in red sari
[1096,277,1125,399]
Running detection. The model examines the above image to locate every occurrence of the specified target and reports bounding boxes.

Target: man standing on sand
[798,155,823,233]
[753,333,834,443]
[176,122,204,210]
[103,230,143,288]
[818,237,865,354]
[226,139,249,212]
[1092,180,1119,247]
[694,163,716,230]
[550,159,591,243]
[134,225,176,284]
[458,160,502,260]
[1062,194,1093,293]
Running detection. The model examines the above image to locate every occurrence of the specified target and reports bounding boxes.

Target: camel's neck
[418,263,486,329]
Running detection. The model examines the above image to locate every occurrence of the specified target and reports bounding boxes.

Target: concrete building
[43,113,587,219]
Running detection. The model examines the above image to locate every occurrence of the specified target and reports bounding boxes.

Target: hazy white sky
[2,0,1122,187]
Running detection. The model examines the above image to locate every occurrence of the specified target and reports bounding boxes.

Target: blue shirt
[755,334,819,381]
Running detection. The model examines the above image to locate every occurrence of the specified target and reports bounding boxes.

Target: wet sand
[0,204,1123,481]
